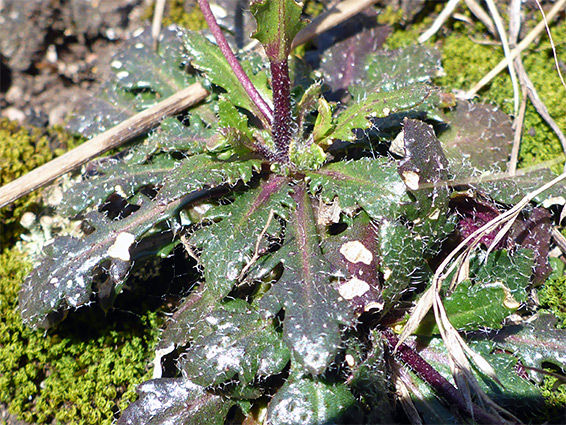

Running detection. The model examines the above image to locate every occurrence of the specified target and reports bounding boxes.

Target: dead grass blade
[418,0,462,43]
[463,0,566,99]
[484,0,520,115]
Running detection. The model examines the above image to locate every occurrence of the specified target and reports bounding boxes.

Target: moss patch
[142,0,207,31]
[0,247,163,424]
[0,119,82,248]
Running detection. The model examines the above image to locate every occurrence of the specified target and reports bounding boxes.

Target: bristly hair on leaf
[14,1,566,424]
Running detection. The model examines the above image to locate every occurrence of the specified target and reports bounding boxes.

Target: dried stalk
[0,83,209,209]
[463,0,566,98]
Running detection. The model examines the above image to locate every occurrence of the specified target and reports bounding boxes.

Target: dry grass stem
[151,0,167,50]
[484,0,520,114]
[463,0,566,99]
[0,82,209,209]
[418,0,461,43]
[399,171,566,420]
[464,0,496,35]
[291,0,379,49]
[535,0,566,91]
[508,86,528,176]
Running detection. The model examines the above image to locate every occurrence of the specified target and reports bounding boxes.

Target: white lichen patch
[402,170,420,190]
[338,277,370,300]
[339,240,373,265]
[428,208,440,220]
[382,267,392,281]
[107,232,136,262]
[345,354,356,367]
[364,301,384,312]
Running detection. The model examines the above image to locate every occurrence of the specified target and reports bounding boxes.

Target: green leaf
[312,97,335,146]
[348,331,395,424]
[320,211,386,315]
[182,31,271,118]
[190,175,293,298]
[266,377,357,425]
[19,195,190,329]
[58,154,178,216]
[350,44,443,98]
[295,82,322,133]
[250,0,306,61]
[117,378,236,425]
[419,249,533,334]
[259,183,354,375]
[325,85,437,144]
[179,299,290,386]
[486,314,566,383]
[156,154,262,203]
[306,157,411,220]
[132,116,211,162]
[68,27,193,138]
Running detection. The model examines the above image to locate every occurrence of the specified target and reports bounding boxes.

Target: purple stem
[197,0,274,127]
[271,60,292,162]
[380,328,511,425]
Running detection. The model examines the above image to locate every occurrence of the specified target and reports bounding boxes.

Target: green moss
[0,247,163,424]
[538,273,566,329]
[143,0,207,31]
[538,373,566,423]
[435,17,566,170]
[0,119,82,249]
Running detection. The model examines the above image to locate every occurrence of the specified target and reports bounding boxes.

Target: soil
[0,0,151,129]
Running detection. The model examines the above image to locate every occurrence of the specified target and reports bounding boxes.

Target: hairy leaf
[20,195,191,329]
[250,0,306,61]
[156,154,262,203]
[348,331,394,424]
[191,175,292,297]
[58,154,178,216]
[350,44,443,98]
[306,157,411,220]
[68,27,192,137]
[318,20,390,96]
[117,378,235,425]
[485,314,566,382]
[266,377,357,425]
[259,183,354,375]
[326,85,439,144]
[418,249,533,334]
[320,211,385,315]
[182,31,271,118]
[179,299,289,386]
[438,101,513,173]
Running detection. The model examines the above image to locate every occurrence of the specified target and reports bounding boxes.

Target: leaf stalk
[197,0,274,127]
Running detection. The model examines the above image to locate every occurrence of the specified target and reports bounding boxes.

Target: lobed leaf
[266,377,357,425]
[306,157,411,220]
[19,195,190,329]
[182,31,272,118]
[68,27,193,137]
[250,0,306,62]
[324,85,438,144]
[350,44,443,98]
[179,299,290,386]
[485,314,566,382]
[156,154,262,203]
[117,378,236,425]
[259,183,354,375]
[58,154,178,216]
[190,174,293,297]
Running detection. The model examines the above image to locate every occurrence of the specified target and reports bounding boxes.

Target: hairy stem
[271,60,292,162]
[197,0,274,126]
